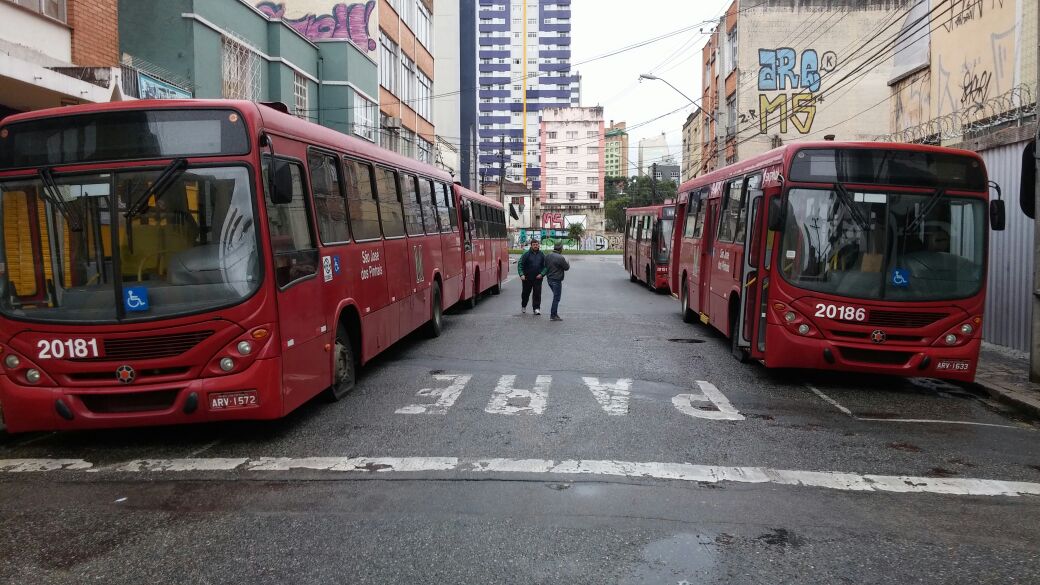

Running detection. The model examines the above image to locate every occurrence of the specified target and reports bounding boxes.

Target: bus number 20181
[37,338,101,359]
[814,304,867,322]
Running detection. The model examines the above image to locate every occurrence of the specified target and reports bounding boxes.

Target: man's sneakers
[521,306,527,314]
[534,309,541,316]
[550,315,563,321]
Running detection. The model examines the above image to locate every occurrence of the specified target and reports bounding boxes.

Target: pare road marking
[3,456,1039,498]
[396,374,741,420]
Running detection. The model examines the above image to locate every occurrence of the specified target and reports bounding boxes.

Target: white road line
[583,377,632,416]
[672,381,745,421]
[396,374,473,415]
[485,375,550,415]
[806,384,1030,431]
[3,456,1040,497]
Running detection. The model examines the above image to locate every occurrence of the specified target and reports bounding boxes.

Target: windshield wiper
[904,188,946,235]
[125,158,188,219]
[38,168,82,231]
[833,182,871,232]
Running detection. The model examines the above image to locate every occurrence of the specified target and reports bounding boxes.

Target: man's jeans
[547,278,563,317]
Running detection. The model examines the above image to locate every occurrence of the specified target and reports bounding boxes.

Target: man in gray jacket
[544,242,571,321]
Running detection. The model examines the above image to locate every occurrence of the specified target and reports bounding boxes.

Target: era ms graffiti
[756,48,837,135]
[257,1,377,52]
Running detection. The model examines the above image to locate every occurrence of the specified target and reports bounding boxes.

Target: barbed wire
[874,83,1037,144]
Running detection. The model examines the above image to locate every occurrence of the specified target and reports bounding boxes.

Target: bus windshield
[778,187,986,301]
[0,165,260,323]
[656,217,674,263]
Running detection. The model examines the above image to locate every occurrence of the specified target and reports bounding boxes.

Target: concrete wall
[736,0,910,159]
[0,3,73,65]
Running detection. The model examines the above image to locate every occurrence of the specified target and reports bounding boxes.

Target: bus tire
[729,303,750,364]
[646,266,654,291]
[467,274,479,309]
[629,259,638,282]
[325,324,357,402]
[424,282,444,338]
[681,282,696,324]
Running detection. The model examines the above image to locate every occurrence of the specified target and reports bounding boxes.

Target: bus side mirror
[767,197,784,231]
[271,160,294,205]
[461,207,471,222]
[990,199,1006,231]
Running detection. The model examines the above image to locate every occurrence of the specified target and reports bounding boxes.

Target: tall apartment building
[540,106,604,230]
[433,0,478,187]
[378,0,436,163]
[636,133,671,176]
[0,0,125,117]
[477,0,579,191]
[699,0,910,172]
[604,121,628,178]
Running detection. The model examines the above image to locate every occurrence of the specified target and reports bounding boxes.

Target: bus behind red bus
[624,204,675,291]
[0,100,507,433]
[671,142,1003,382]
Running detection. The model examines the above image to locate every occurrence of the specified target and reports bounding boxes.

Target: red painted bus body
[0,100,506,433]
[670,142,998,382]
[624,204,675,291]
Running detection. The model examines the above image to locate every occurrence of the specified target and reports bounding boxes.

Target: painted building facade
[477,0,580,190]
[119,0,380,141]
[0,0,130,118]
[539,106,605,231]
[605,120,628,179]
[681,110,702,182]
[377,0,436,162]
[698,0,913,173]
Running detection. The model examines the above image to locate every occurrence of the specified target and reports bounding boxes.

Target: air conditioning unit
[384,117,402,130]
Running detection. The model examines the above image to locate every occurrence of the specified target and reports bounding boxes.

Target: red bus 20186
[0,100,508,433]
[670,142,1004,382]
[624,203,675,292]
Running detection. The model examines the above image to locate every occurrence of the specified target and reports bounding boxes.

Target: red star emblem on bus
[870,330,887,344]
[115,365,136,384]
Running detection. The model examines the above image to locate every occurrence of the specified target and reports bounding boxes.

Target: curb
[972,377,1040,419]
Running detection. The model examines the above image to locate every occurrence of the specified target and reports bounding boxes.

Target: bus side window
[444,184,458,232]
[434,182,452,233]
[419,178,439,234]
[343,158,381,241]
[264,160,318,288]
[694,192,707,238]
[375,167,405,238]
[718,180,742,242]
[308,151,350,244]
[400,173,424,236]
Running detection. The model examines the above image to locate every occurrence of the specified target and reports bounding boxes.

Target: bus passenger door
[736,174,764,353]
[699,200,718,320]
[461,200,476,299]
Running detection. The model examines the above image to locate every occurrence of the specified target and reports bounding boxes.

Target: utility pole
[1032,4,1040,381]
[651,162,659,205]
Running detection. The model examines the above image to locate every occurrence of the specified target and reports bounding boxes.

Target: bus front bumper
[762,324,980,382]
[0,357,283,434]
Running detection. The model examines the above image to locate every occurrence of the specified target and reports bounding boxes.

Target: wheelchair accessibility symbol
[124,287,150,312]
[891,268,910,288]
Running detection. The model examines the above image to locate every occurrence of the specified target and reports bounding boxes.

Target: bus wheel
[645,266,655,291]
[729,309,750,364]
[629,260,637,282]
[424,282,443,338]
[681,283,696,324]
[467,275,479,309]
[326,324,357,402]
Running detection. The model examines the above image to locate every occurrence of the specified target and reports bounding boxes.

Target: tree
[604,195,630,232]
[567,222,586,249]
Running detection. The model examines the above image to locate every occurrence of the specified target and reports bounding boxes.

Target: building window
[588,192,598,199]
[400,128,415,158]
[726,96,736,135]
[400,54,416,106]
[566,131,578,139]
[352,90,377,142]
[417,70,432,121]
[221,35,261,101]
[587,177,596,184]
[418,137,432,163]
[587,146,598,154]
[566,176,578,185]
[293,72,308,119]
[10,0,66,22]
[587,131,597,138]
[547,177,559,185]
[415,2,432,50]
[380,114,399,152]
[548,132,557,139]
[380,33,398,93]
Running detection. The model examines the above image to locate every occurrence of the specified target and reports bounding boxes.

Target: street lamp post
[639,73,722,169]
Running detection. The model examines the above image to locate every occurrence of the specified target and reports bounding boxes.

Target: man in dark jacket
[544,242,571,321]
[517,239,546,315]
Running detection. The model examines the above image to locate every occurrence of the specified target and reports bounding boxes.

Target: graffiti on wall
[513,230,625,251]
[755,48,837,135]
[257,1,377,55]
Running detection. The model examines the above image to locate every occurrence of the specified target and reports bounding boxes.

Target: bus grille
[838,347,914,366]
[72,331,215,361]
[842,311,945,328]
[79,390,180,414]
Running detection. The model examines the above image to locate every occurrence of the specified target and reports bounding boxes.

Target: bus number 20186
[814,304,867,322]
[37,338,101,360]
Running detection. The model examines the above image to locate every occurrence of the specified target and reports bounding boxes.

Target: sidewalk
[974,344,1040,418]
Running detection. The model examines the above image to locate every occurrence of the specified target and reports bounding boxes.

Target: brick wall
[68,0,119,66]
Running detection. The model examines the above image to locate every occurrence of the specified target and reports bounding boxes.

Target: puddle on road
[619,533,718,585]
[667,338,707,344]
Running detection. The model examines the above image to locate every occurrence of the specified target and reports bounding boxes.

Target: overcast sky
[570,0,728,176]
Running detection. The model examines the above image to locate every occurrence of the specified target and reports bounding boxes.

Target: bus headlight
[25,369,41,384]
[4,354,20,369]
[219,357,236,372]
[236,341,253,356]
[960,324,974,335]
[944,334,958,345]
[784,312,797,323]
[797,324,811,335]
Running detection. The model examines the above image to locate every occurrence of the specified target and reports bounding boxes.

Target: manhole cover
[668,338,706,344]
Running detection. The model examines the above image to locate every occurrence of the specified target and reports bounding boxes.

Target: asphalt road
[2,255,1039,584]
